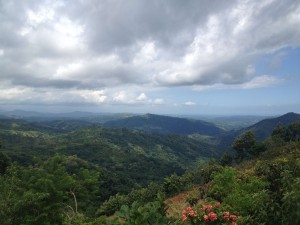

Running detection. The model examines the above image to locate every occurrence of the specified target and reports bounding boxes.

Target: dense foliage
[0,116,299,224]
[0,118,219,200]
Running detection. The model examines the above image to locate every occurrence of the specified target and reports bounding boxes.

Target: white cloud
[136,93,148,101]
[153,98,165,105]
[1,0,300,108]
[184,101,196,106]
[133,42,158,65]
[239,75,281,89]
[79,90,107,103]
[0,87,32,101]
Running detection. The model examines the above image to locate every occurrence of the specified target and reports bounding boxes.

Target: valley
[1,111,300,224]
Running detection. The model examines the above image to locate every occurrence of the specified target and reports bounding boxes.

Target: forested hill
[217,112,300,149]
[103,113,224,135]
[0,117,220,198]
[1,114,300,224]
[242,112,300,140]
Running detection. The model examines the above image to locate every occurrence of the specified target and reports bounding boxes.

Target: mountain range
[245,112,300,140]
[103,113,224,135]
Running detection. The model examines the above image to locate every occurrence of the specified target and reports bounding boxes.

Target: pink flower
[182,215,187,222]
[203,215,209,221]
[223,211,230,221]
[208,212,218,221]
[230,215,237,221]
[223,211,230,216]
[200,204,213,212]
[189,210,197,217]
[206,204,213,211]
[215,202,221,207]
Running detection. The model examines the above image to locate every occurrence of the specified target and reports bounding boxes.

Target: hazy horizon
[0,107,293,118]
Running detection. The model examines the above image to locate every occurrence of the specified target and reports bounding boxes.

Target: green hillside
[104,113,224,135]
[1,114,299,224]
[105,118,300,225]
[218,112,300,150]
[244,112,300,140]
[0,118,219,201]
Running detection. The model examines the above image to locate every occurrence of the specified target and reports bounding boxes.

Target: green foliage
[208,167,238,201]
[232,130,256,161]
[287,119,300,141]
[199,161,223,184]
[164,174,185,196]
[0,150,10,174]
[219,151,233,166]
[0,155,100,225]
[0,117,219,202]
[98,172,196,216]
[271,124,287,139]
[1,114,300,224]
[248,141,267,157]
[208,167,268,216]
[111,194,169,225]
[281,175,300,225]
[98,194,129,216]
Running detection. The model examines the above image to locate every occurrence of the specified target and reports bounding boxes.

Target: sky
[1,0,300,115]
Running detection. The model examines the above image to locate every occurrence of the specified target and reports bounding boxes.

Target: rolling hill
[245,112,300,140]
[103,113,224,135]
[0,117,220,198]
[218,112,300,149]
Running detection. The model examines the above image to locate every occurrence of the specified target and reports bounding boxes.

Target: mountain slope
[0,118,220,197]
[246,112,300,140]
[217,112,300,149]
[103,113,224,135]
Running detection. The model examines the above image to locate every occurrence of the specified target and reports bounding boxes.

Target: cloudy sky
[1,0,300,115]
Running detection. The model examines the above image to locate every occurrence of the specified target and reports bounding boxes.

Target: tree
[0,151,10,175]
[248,142,267,157]
[220,151,233,166]
[0,141,10,175]
[287,119,300,141]
[0,154,100,225]
[272,124,287,138]
[232,131,256,162]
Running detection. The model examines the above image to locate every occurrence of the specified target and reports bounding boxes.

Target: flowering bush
[181,202,239,225]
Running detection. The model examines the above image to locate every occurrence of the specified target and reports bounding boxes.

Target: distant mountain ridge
[245,112,300,140]
[217,112,300,149]
[103,113,224,135]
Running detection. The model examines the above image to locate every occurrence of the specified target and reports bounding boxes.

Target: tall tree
[232,131,256,162]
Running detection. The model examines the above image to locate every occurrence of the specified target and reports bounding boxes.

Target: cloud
[1,0,300,107]
[136,93,148,101]
[79,90,107,103]
[239,75,282,89]
[153,98,165,105]
[193,75,282,91]
[184,101,196,106]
